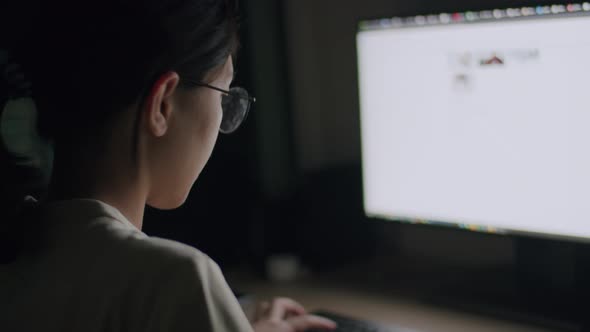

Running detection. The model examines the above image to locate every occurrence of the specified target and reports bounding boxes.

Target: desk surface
[226,269,567,332]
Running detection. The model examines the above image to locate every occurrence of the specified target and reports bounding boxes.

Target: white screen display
[357,13,590,240]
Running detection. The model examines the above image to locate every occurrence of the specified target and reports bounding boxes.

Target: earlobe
[146,71,180,137]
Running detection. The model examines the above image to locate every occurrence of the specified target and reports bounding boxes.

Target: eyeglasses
[182,80,256,134]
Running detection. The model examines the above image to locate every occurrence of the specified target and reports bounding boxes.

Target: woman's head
[142,57,235,208]
[8,0,241,209]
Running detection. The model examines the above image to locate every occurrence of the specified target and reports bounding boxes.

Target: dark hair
[22,0,238,144]
[0,0,240,263]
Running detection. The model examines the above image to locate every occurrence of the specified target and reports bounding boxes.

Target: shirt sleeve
[141,253,255,332]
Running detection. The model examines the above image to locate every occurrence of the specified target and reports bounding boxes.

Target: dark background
[140,0,590,330]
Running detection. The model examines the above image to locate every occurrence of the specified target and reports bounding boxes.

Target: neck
[47,146,147,230]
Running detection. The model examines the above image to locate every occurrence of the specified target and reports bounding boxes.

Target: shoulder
[106,228,253,331]
[30,199,252,331]
[53,206,224,292]
[92,217,219,277]
[47,199,217,274]
[132,233,219,276]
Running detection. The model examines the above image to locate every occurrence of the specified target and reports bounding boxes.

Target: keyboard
[309,310,418,332]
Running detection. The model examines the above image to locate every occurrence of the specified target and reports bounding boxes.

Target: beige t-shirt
[0,199,254,332]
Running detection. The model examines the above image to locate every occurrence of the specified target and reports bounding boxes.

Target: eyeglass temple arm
[184,81,256,103]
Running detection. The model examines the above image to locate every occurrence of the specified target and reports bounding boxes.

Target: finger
[287,314,338,332]
[254,301,270,321]
[269,297,306,320]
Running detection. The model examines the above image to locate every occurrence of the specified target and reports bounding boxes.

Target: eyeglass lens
[220,87,251,134]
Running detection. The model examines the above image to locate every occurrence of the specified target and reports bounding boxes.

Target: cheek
[187,98,223,174]
[203,103,223,136]
[149,96,222,209]
[194,99,222,148]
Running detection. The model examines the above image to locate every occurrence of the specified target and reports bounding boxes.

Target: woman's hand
[252,297,337,332]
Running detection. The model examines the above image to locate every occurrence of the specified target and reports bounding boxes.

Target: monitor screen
[356,4,590,241]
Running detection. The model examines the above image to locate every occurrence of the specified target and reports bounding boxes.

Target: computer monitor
[356,3,590,242]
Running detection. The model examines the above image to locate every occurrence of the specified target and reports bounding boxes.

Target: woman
[0,0,336,331]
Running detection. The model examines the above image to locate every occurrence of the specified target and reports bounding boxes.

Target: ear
[145,71,180,137]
